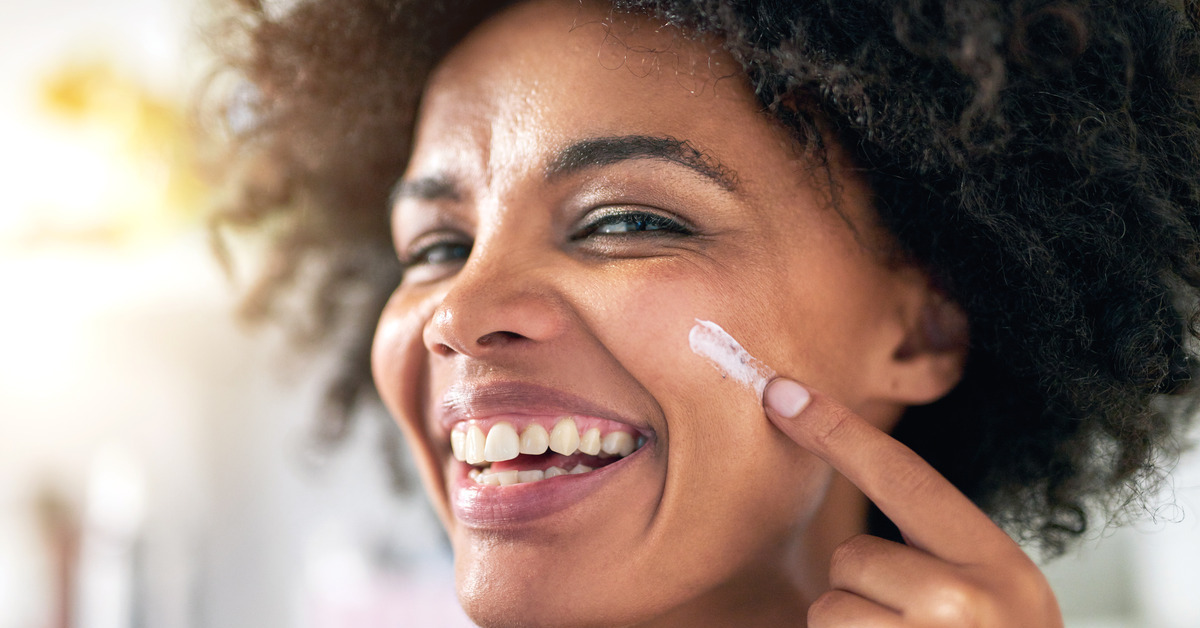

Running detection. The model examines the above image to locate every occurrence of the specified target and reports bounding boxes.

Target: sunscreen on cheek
[688,319,777,400]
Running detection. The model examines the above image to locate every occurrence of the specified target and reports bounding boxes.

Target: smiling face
[371,1,960,625]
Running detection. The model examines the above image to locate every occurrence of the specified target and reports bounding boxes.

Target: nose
[422,248,570,358]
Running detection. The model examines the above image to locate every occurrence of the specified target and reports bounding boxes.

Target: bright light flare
[0,60,204,248]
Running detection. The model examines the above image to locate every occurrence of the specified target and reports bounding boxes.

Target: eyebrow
[546,135,739,192]
[390,134,740,209]
[390,176,460,206]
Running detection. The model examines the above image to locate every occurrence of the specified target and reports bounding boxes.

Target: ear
[873,277,970,406]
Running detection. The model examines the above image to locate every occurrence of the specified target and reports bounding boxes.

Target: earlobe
[887,288,970,405]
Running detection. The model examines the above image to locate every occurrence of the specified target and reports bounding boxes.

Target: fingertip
[764,377,812,420]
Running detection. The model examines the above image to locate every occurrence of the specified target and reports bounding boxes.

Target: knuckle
[917,581,985,627]
[1014,557,1050,591]
[806,590,843,626]
[892,454,941,498]
[829,534,874,574]
[1007,564,1042,598]
[1000,559,1059,619]
[810,404,857,451]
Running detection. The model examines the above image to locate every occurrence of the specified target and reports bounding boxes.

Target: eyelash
[401,235,471,270]
[571,208,693,240]
[400,208,693,271]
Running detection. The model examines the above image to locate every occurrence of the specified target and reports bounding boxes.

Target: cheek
[371,293,429,426]
[733,246,894,412]
[370,304,406,419]
[370,292,451,521]
[574,260,748,406]
[574,258,785,418]
[568,261,829,557]
[569,259,782,455]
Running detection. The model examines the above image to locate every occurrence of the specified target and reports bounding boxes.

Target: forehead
[408,0,761,177]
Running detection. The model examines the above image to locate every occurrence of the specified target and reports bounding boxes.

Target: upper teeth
[519,424,549,455]
[450,416,642,464]
[548,419,580,456]
[483,422,520,461]
[602,431,636,456]
[465,425,486,465]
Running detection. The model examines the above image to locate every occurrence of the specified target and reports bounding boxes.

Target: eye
[572,207,693,240]
[401,232,472,272]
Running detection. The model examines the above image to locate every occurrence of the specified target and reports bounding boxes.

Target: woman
[211,0,1200,625]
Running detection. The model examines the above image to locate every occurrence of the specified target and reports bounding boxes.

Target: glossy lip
[437,380,656,528]
[449,444,651,528]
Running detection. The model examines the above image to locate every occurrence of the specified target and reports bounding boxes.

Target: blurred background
[0,1,1196,627]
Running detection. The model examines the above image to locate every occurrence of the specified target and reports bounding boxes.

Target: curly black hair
[206,0,1200,555]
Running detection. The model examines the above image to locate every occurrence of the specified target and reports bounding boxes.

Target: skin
[369,1,1063,625]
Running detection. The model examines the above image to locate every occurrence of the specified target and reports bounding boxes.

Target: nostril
[476,331,525,347]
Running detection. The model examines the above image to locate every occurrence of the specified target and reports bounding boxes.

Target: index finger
[763,377,1018,564]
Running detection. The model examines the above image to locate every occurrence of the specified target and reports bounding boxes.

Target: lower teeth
[471,463,594,485]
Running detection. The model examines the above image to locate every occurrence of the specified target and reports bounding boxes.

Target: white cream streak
[688,319,776,399]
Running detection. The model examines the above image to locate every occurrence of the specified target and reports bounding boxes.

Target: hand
[763,378,1064,628]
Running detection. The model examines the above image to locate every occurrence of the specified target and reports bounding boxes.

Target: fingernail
[765,378,811,418]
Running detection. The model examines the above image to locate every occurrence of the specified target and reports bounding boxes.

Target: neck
[789,470,871,600]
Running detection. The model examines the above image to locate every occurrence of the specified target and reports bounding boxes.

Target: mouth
[451,415,648,486]
[437,381,656,527]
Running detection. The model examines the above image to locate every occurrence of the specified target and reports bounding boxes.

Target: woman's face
[372,1,955,625]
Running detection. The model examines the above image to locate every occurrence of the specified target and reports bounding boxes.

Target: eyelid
[400,229,471,266]
[391,199,473,255]
[572,205,696,237]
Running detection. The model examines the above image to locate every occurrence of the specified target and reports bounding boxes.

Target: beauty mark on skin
[688,319,777,400]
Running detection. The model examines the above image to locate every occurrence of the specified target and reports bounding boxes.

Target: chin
[455,566,651,628]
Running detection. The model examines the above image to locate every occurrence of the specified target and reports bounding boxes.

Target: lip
[449,444,650,528]
[437,380,653,435]
[436,380,656,528]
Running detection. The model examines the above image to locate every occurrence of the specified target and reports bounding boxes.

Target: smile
[438,381,657,527]
[450,415,648,486]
